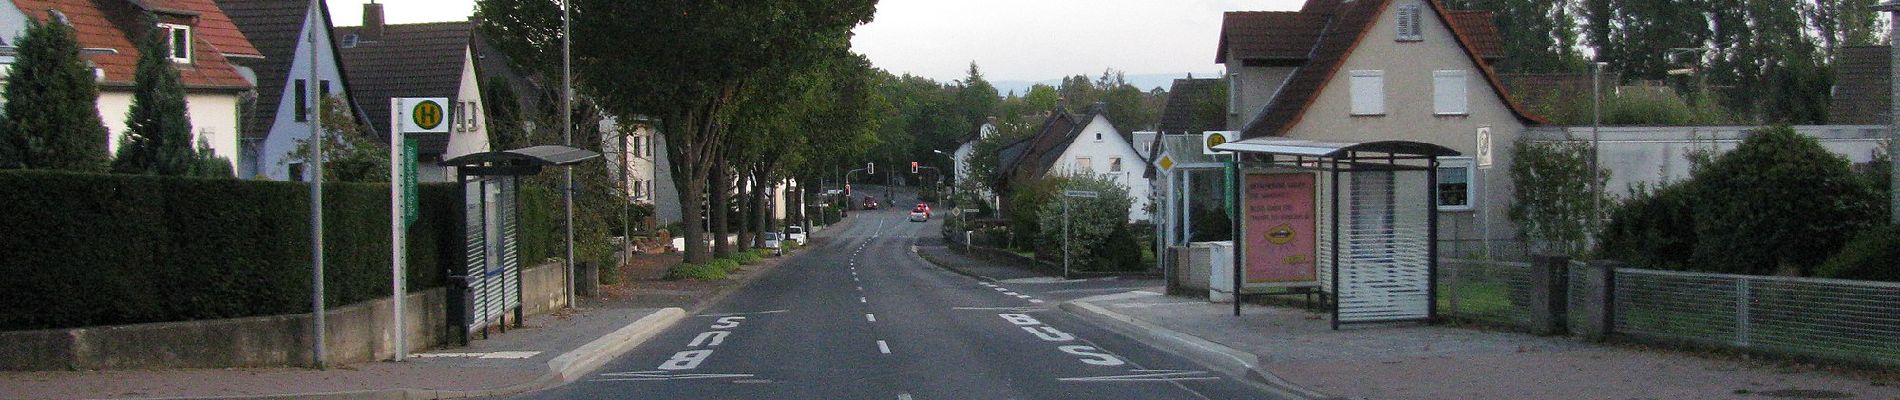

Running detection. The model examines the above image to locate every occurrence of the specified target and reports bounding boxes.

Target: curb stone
[1058,294,1337,400]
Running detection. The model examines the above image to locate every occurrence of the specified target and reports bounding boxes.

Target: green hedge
[0,170,461,330]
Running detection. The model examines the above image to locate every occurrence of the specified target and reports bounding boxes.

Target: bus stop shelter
[1212,138,1457,329]
[441,145,600,344]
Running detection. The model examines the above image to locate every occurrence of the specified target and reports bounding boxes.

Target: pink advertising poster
[1244,173,1317,284]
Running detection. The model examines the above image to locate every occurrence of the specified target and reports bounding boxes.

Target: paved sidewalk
[1067,291,1900,400]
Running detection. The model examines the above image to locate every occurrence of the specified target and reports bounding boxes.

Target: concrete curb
[114,308,689,400]
[1059,295,1335,400]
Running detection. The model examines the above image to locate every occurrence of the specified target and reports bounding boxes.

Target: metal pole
[1230,159,1241,317]
[389,100,406,361]
[562,0,576,308]
[1889,9,1900,222]
[1063,196,1070,279]
[1590,62,1605,247]
[306,0,326,369]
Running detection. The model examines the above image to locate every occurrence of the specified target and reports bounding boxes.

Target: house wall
[1051,114,1154,221]
[254,16,351,180]
[446,50,490,161]
[1276,0,1528,259]
[1226,64,1296,130]
[99,91,246,167]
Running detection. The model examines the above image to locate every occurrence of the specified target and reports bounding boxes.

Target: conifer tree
[113,23,197,176]
[0,17,110,172]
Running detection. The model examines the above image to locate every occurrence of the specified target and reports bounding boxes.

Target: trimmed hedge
[1817,224,1900,282]
[0,170,461,330]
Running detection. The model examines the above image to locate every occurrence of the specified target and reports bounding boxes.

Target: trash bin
[446,275,475,346]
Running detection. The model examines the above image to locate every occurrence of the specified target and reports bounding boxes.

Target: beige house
[1220,0,1544,258]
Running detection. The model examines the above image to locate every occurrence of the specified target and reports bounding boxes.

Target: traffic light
[845,184,852,196]
[911,162,920,174]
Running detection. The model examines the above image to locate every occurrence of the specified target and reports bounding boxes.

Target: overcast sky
[327,0,1308,83]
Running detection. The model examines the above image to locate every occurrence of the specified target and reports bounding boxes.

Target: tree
[953,62,999,128]
[285,96,387,182]
[113,24,199,176]
[0,17,110,172]
[1034,173,1140,272]
[1689,126,1883,275]
[1444,0,1587,73]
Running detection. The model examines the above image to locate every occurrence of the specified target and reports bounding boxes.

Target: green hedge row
[0,170,463,330]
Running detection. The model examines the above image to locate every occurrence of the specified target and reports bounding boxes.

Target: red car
[861,196,879,210]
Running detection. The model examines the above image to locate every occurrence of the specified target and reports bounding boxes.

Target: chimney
[362,1,385,41]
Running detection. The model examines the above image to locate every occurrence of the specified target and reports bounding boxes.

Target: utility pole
[305,0,326,369]
[1881,1,1900,223]
[562,0,577,308]
[1590,61,1606,245]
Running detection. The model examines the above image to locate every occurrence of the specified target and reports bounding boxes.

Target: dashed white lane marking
[857,286,864,291]
[1002,291,1019,296]
[898,393,914,400]
[1030,299,1045,304]
[866,313,877,322]
[1014,294,1033,299]
[877,340,891,354]
[993,288,1008,292]
[592,371,757,382]
[860,297,867,303]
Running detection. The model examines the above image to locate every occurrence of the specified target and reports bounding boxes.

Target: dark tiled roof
[1215,11,1327,63]
[12,0,259,90]
[1232,0,1544,139]
[334,21,471,154]
[1036,103,1110,172]
[993,111,1077,191]
[1447,10,1503,59]
[219,0,366,140]
[1831,46,1888,125]
[1158,78,1225,134]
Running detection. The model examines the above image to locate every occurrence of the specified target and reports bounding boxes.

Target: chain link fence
[1613,268,1900,367]
[1436,259,1535,330]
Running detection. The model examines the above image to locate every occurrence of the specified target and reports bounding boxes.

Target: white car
[785,226,807,244]
[762,232,784,256]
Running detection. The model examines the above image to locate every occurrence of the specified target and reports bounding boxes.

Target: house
[219,0,368,180]
[333,4,487,182]
[1218,0,1541,257]
[993,103,1153,221]
[0,0,261,164]
[951,119,996,207]
[600,116,660,206]
[1157,77,1226,136]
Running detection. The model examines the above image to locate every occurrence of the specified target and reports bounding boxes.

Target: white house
[221,0,366,180]
[0,0,260,165]
[334,5,488,182]
[994,103,1153,222]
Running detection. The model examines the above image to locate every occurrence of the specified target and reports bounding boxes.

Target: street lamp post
[305,0,326,369]
[1879,1,1900,223]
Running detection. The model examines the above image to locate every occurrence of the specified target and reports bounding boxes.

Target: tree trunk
[666,125,709,265]
[710,161,731,259]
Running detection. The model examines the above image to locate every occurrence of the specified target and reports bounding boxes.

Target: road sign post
[392,97,448,361]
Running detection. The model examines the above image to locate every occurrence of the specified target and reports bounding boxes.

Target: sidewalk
[1066,291,1900,400]
[0,241,810,400]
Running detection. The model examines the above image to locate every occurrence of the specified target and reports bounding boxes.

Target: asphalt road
[513,188,1283,400]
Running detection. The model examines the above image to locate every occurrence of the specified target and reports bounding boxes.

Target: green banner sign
[403,138,419,227]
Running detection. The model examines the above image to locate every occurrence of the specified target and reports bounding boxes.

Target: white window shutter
[1351,70,1385,116]
[1434,70,1468,115]
[1228,73,1242,116]
[1396,5,1422,42]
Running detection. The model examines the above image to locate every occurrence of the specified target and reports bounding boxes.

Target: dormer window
[158,23,191,63]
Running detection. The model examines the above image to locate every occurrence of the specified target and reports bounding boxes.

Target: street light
[932,149,956,201]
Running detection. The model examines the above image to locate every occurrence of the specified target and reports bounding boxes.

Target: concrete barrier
[0,263,568,371]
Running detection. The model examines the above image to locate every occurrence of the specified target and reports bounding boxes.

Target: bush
[709,258,741,272]
[1599,182,1698,269]
[1007,177,1067,249]
[1510,140,1611,257]
[0,170,460,330]
[1816,224,1900,282]
[663,262,727,281]
[732,250,763,265]
[1035,174,1142,272]
[1688,126,1883,276]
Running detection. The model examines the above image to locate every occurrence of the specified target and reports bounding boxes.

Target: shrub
[1599,182,1698,269]
[1688,126,1884,276]
[1007,177,1067,249]
[709,258,742,272]
[1035,174,1141,272]
[663,262,727,281]
[732,250,763,265]
[1816,224,1900,282]
[1510,140,1612,257]
[0,170,459,330]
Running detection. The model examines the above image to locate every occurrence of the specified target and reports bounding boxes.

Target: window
[159,23,191,63]
[1436,157,1474,211]
[294,79,308,122]
[1396,4,1423,42]
[1228,72,1242,116]
[1095,132,1103,142]
[631,134,643,158]
[1109,157,1123,172]
[1433,70,1468,115]
[319,80,331,99]
[1075,157,1092,172]
[1350,70,1385,116]
[453,102,467,132]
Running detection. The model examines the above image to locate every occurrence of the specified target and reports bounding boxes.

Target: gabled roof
[11,0,259,90]
[1215,11,1328,63]
[1157,78,1226,134]
[1830,46,1888,125]
[1225,0,1544,139]
[334,21,472,155]
[218,0,367,140]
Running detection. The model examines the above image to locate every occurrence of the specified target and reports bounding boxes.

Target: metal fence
[1613,268,1900,367]
[1436,259,1535,329]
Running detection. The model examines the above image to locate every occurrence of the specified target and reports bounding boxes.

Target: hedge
[0,170,462,330]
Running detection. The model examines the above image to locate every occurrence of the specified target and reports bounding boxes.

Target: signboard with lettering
[1242,172,1319,287]
[399,98,450,133]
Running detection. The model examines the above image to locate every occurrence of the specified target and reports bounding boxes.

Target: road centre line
[993,288,1008,292]
[877,340,891,354]
[866,313,876,322]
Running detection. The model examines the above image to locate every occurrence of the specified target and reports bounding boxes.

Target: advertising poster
[1244,172,1318,285]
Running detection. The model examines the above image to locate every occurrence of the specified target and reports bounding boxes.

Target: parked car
[762,232,784,256]
[915,203,931,218]
[862,196,879,210]
[785,226,807,244]
[909,204,929,222]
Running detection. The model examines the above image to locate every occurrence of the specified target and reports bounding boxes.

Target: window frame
[1395,4,1423,42]
[294,79,308,122]
[1074,157,1093,172]
[1433,70,1469,116]
[1350,70,1386,116]
[158,23,192,63]
[1109,157,1123,173]
[1435,156,1476,212]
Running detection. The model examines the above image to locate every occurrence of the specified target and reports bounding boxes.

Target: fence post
[1529,256,1570,336]
[1735,277,1751,347]
[1578,260,1623,342]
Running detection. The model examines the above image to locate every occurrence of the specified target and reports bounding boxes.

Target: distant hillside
[993,71,1223,96]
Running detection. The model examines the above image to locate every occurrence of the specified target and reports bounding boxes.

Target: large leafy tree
[953,62,999,128]
[1444,0,1587,73]
[482,0,876,264]
[0,17,110,172]
[113,25,200,176]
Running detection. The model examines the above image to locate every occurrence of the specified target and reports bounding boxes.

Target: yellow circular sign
[412,100,445,131]
[1206,132,1227,149]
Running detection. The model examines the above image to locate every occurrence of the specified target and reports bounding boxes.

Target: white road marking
[857,286,864,291]
[593,371,757,382]
[898,393,914,400]
[1014,294,1033,299]
[1002,291,1019,296]
[688,331,731,347]
[877,340,891,354]
[413,351,542,359]
[696,310,789,317]
[979,282,996,287]
[951,306,1042,312]
[861,297,868,303]
[993,288,1009,292]
[866,313,877,322]
[1058,370,1217,383]
[1030,299,1045,304]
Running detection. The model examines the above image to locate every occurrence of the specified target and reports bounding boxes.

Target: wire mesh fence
[1436,259,1535,329]
[1613,269,1900,367]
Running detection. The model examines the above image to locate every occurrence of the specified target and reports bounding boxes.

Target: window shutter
[1351,70,1385,116]
[1434,70,1468,115]
[1229,73,1242,116]
[1397,4,1422,42]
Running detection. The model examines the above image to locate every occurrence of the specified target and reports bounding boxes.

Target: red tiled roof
[11,0,258,90]
[1229,0,1544,139]
[1448,10,1503,59]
